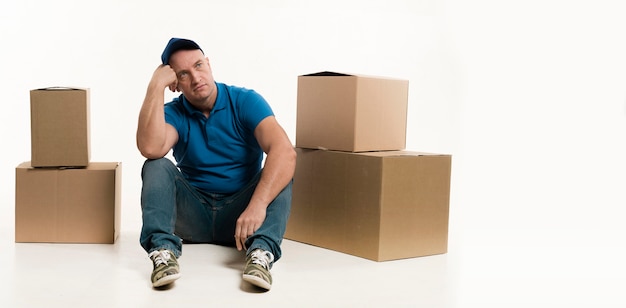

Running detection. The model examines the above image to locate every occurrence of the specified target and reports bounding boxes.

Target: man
[136,37,296,290]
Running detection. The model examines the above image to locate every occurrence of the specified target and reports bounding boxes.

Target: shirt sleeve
[236,88,274,133]
[164,96,183,128]
[163,96,188,144]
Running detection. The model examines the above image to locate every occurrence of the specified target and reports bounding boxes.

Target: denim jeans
[139,158,292,263]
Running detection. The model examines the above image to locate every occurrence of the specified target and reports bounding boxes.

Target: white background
[1,0,625,306]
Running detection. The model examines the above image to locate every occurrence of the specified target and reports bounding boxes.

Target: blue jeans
[139,158,292,263]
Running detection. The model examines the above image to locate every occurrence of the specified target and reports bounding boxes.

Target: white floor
[3,183,626,307]
[5,232,452,307]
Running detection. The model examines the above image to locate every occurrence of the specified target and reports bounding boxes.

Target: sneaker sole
[242,274,271,290]
[153,273,181,288]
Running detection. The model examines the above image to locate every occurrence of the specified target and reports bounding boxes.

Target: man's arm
[234,116,296,251]
[137,65,179,159]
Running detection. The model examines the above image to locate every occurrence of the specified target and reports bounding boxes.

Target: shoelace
[250,249,274,270]
[149,250,172,267]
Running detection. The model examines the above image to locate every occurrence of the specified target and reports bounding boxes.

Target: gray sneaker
[242,249,274,290]
[149,249,181,287]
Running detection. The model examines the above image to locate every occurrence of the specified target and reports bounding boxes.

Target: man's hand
[151,64,179,92]
[235,205,267,251]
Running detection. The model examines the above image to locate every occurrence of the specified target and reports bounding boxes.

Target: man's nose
[190,71,201,83]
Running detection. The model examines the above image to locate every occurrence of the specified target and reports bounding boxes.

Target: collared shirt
[164,82,274,194]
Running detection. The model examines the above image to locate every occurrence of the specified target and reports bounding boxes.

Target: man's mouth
[194,84,207,92]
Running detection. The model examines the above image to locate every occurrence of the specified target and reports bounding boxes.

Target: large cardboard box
[296,71,409,152]
[285,148,451,261]
[15,162,122,244]
[30,87,90,167]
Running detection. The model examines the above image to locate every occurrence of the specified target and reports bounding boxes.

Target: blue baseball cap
[161,38,204,65]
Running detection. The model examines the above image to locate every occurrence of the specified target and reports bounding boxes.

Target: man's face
[169,49,215,105]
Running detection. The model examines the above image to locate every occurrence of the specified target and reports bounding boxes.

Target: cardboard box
[296,71,409,152]
[285,148,451,261]
[15,162,122,244]
[30,87,90,167]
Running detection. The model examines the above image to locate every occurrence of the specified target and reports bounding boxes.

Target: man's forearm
[136,83,168,158]
[248,146,296,210]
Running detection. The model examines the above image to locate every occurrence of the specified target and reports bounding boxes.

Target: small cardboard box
[30,87,90,167]
[296,71,409,152]
[285,148,451,261]
[15,162,122,244]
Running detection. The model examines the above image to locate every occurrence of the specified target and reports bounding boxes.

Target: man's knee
[142,158,178,180]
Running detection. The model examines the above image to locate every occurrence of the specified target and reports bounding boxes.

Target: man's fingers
[234,223,259,251]
[168,81,178,92]
[235,226,249,251]
[235,234,244,251]
[234,225,242,250]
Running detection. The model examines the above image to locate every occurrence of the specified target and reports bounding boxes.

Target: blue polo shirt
[164,82,274,194]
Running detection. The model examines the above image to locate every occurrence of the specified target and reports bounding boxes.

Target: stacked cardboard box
[285,72,452,261]
[15,87,121,244]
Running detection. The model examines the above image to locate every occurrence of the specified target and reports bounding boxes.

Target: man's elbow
[137,143,167,160]
[287,145,297,162]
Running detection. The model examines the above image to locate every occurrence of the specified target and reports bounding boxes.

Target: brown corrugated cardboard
[296,71,409,152]
[30,87,90,167]
[15,162,122,244]
[285,148,451,261]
